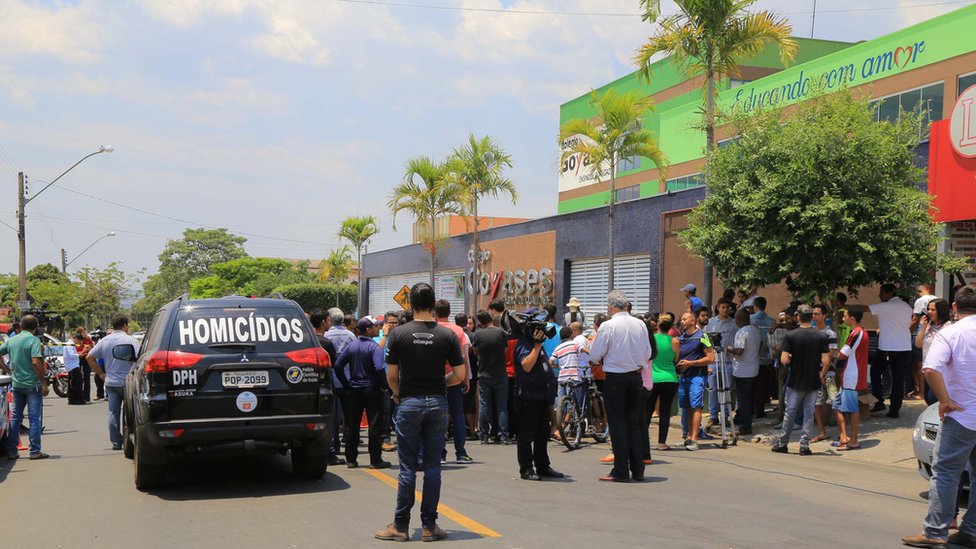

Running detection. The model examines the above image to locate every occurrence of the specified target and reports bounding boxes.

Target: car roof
[174,296,301,309]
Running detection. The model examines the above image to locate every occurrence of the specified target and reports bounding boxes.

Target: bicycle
[554,376,609,450]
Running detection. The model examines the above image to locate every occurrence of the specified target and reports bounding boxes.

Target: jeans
[708,362,733,421]
[557,382,586,413]
[923,416,976,541]
[394,395,448,530]
[446,384,467,458]
[106,385,125,449]
[478,378,509,438]
[7,386,43,456]
[733,376,757,432]
[871,350,911,413]
[514,398,552,473]
[776,387,817,449]
[344,386,384,465]
[603,371,644,479]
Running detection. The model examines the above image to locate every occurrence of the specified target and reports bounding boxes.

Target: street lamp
[62,231,117,272]
[17,146,114,308]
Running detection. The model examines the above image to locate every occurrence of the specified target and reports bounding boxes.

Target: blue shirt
[677,328,712,378]
[689,296,704,311]
[87,331,141,388]
[334,336,386,389]
[542,322,560,358]
[514,340,554,401]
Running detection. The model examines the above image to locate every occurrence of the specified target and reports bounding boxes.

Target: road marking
[362,468,502,538]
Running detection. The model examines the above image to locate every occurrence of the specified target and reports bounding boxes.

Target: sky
[0,0,970,286]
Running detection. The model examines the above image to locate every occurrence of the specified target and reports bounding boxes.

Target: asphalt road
[2,395,932,549]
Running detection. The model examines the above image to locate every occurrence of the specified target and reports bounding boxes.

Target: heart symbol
[894,46,914,69]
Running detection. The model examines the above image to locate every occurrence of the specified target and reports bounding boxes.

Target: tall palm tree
[318,245,354,306]
[388,156,463,286]
[447,134,518,315]
[633,0,796,307]
[338,215,380,314]
[559,88,668,291]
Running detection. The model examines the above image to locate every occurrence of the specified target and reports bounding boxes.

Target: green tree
[189,257,312,299]
[680,88,964,302]
[274,282,357,313]
[633,0,797,306]
[136,228,247,313]
[559,89,668,290]
[337,215,380,314]
[75,262,141,329]
[319,246,354,284]
[389,156,464,286]
[447,134,517,315]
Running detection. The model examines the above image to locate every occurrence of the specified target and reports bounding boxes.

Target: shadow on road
[146,454,352,501]
[0,458,17,484]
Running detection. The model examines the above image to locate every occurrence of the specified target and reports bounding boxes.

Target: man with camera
[589,290,654,481]
[1,315,49,460]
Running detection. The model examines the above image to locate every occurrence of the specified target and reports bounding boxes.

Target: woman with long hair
[914,298,952,405]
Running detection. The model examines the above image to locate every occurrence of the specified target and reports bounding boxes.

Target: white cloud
[0,2,105,63]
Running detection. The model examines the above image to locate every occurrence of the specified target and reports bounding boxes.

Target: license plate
[221,370,270,388]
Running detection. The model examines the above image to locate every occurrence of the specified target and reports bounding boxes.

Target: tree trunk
[355,247,362,313]
[702,70,717,311]
[608,157,616,293]
[470,194,479,317]
[429,214,436,287]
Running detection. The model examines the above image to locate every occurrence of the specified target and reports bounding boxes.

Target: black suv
[117,295,334,490]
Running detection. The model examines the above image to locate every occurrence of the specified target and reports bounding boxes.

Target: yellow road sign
[393,285,411,309]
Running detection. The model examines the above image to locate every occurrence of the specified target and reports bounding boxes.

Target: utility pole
[17,171,27,305]
[61,248,68,273]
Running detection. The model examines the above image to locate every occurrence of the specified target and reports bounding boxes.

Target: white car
[912,402,972,488]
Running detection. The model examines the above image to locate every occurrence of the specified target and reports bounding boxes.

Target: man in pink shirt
[903,286,976,549]
[434,300,473,463]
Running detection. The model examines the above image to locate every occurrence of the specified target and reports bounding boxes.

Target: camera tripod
[709,335,738,449]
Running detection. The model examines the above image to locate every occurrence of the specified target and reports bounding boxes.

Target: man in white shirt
[726,309,760,435]
[588,290,653,482]
[868,283,913,419]
[902,286,976,549]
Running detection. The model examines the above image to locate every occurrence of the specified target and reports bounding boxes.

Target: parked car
[912,402,971,491]
[120,294,334,490]
[0,374,11,450]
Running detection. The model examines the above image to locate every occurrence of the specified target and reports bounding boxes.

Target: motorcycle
[45,356,69,398]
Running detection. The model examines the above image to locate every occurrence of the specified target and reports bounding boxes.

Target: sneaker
[685,441,699,451]
[871,402,887,413]
[886,410,900,419]
[900,533,947,548]
[456,454,473,463]
[371,461,392,469]
[537,468,565,479]
[440,456,448,464]
[375,524,409,542]
[422,524,448,542]
[499,435,513,445]
[705,418,719,429]
[347,461,359,469]
[771,445,788,454]
[28,452,50,460]
[520,469,539,480]
[947,531,976,548]
[799,447,812,456]
[328,455,346,466]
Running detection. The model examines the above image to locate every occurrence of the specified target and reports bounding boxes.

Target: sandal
[836,443,861,451]
[810,435,828,443]
[656,444,670,451]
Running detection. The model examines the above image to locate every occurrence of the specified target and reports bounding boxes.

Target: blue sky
[0,0,968,281]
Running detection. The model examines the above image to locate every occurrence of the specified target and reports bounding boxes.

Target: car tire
[134,429,166,491]
[122,404,135,460]
[291,445,328,480]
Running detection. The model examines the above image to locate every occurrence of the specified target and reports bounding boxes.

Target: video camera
[706,331,725,350]
[505,310,557,343]
[22,305,63,337]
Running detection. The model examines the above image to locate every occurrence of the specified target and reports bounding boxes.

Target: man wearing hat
[564,297,587,328]
[681,284,703,314]
[334,315,391,469]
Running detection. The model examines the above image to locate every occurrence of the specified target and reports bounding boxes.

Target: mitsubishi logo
[240,354,249,363]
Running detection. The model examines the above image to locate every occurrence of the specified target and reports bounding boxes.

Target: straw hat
[566,297,582,308]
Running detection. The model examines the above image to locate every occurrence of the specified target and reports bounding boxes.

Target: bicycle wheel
[555,396,581,450]
[590,393,610,443]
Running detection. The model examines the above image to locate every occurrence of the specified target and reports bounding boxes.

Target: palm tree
[633,0,796,307]
[447,134,518,315]
[559,88,668,291]
[388,156,463,286]
[318,245,354,306]
[337,215,379,314]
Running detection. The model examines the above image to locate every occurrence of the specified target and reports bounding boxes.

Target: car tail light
[145,350,205,373]
[284,347,331,368]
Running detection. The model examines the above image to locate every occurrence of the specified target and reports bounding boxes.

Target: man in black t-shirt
[772,305,831,456]
[375,283,464,544]
[471,310,510,444]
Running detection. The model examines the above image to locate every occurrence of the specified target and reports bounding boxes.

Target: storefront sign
[929,116,976,223]
[466,268,555,306]
[950,85,976,158]
[949,221,976,286]
[559,134,610,193]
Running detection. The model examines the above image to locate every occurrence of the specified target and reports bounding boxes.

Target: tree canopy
[681,88,963,302]
[189,257,314,299]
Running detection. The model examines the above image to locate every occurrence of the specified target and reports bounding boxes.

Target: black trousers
[754,362,774,417]
[68,367,86,404]
[344,386,385,465]
[507,376,519,437]
[871,350,911,413]
[514,398,551,474]
[604,371,644,479]
[81,363,92,402]
[94,367,105,399]
[641,381,678,459]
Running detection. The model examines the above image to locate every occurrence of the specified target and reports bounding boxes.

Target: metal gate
[568,255,651,319]
[367,270,466,317]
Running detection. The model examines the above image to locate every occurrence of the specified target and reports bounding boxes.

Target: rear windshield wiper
[207,343,257,350]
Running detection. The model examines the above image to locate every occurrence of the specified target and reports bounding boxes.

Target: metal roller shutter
[569,255,651,320]
[367,270,466,317]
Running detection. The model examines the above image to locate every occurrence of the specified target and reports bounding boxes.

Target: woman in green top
[640,315,681,459]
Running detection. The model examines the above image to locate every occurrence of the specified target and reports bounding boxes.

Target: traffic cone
[360,410,368,429]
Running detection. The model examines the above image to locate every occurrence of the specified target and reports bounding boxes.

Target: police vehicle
[117,294,334,490]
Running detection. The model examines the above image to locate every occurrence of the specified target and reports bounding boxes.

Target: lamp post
[62,232,117,272]
[17,146,113,308]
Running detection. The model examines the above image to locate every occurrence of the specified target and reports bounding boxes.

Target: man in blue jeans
[376,283,465,543]
[87,313,140,451]
[903,286,976,549]
[1,314,49,460]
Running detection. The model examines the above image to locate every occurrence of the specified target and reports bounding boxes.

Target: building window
[870,82,944,124]
[959,73,976,97]
[665,173,705,192]
[729,79,752,89]
[617,155,640,172]
[614,185,640,202]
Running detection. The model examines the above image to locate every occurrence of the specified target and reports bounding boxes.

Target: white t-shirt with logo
[869,298,913,351]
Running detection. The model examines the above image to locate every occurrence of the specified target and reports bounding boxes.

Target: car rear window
[170,306,314,355]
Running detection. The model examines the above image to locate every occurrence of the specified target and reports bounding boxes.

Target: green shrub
[273,283,358,314]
